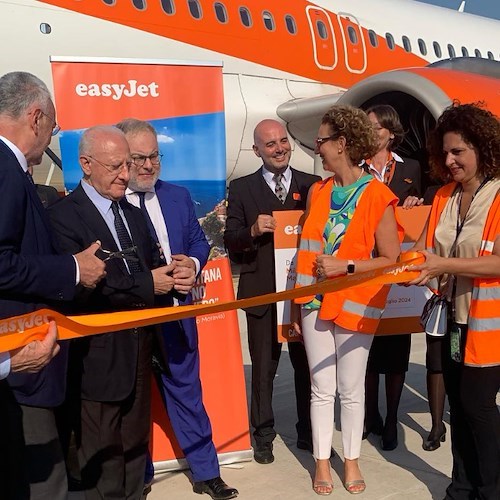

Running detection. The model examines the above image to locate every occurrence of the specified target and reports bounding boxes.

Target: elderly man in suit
[48,125,175,500]
[0,71,106,499]
[224,119,320,464]
[116,118,238,500]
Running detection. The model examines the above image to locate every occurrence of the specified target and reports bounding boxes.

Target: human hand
[290,303,302,336]
[10,320,60,373]
[75,241,107,288]
[316,254,347,279]
[152,263,176,294]
[172,255,197,293]
[250,214,276,237]
[406,250,444,286]
[401,196,424,209]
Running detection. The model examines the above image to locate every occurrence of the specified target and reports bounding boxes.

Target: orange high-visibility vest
[295,177,403,333]
[426,182,500,367]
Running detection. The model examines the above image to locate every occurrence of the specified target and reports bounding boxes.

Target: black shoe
[193,477,239,500]
[423,425,446,451]
[381,423,398,451]
[297,437,313,452]
[67,475,83,492]
[253,443,274,464]
[362,414,384,440]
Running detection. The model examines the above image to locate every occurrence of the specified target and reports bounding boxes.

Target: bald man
[224,120,320,464]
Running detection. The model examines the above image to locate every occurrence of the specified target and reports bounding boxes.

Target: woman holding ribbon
[292,105,403,495]
[410,102,500,500]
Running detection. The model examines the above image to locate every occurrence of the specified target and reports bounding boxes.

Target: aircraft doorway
[337,12,367,74]
[306,6,338,70]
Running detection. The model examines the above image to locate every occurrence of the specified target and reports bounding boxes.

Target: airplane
[1,0,499,189]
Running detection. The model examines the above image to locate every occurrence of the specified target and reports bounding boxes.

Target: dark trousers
[0,381,67,500]
[78,354,151,500]
[442,327,500,500]
[246,304,311,446]
[154,322,219,482]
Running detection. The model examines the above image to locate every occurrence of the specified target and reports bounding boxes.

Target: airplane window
[285,15,297,35]
[448,44,456,58]
[214,2,227,23]
[462,46,469,57]
[39,23,52,34]
[433,41,442,58]
[262,11,275,31]
[132,0,146,9]
[188,0,202,19]
[239,7,252,27]
[474,49,482,58]
[316,20,328,40]
[102,0,115,5]
[487,51,495,60]
[161,0,175,14]
[418,38,427,55]
[385,33,395,50]
[348,26,358,45]
[368,30,378,48]
[402,36,411,53]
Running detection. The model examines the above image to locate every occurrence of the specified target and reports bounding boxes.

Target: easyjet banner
[50,58,250,468]
[273,206,432,340]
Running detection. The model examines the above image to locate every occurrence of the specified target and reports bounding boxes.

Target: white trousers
[302,309,374,460]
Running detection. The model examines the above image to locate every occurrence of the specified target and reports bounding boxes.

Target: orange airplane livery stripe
[0,253,424,352]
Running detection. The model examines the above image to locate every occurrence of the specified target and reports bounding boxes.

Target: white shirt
[362,152,404,183]
[262,165,292,194]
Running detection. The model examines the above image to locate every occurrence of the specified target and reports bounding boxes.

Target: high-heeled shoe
[422,425,446,451]
[381,423,398,451]
[362,414,383,440]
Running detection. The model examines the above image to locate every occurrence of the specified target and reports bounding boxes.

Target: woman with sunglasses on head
[361,104,423,451]
[409,102,500,500]
[292,105,403,495]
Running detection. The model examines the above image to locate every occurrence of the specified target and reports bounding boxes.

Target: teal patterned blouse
[304,175,372,310]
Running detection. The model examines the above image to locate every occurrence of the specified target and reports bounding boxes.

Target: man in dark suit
[224,119,320,464]
[48,125,175,500]
[117,118,238,500]
[27,164,60,208]
[0,71,106,499]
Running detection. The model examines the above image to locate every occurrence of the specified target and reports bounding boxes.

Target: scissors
[100,245,140,262]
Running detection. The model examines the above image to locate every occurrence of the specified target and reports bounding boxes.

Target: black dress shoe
[381,424,398,451]
[67,475,84,492]
[422,426,446,451]
[193,477,239,500]
[362,414,384,440]
[297,437,313,452]
[253,443,274,464]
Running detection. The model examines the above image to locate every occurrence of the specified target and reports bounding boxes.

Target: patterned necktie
[25,170,35,185]
[273,172,287,203]
[111,201,142,273]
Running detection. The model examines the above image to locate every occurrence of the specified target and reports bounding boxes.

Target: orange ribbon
[0,252,424,352]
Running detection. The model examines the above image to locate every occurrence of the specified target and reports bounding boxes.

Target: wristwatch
[347,260,355,275]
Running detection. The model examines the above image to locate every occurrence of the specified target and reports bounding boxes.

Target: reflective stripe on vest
[298,238,322,253]
[342,299,384,320]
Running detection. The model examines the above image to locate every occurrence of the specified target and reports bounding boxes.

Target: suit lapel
[156,181,183,255]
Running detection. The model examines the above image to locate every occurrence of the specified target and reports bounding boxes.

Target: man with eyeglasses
[116,118,239,500]
[0,71,106,499]
[47,125,176,499]
[224,119,320,464]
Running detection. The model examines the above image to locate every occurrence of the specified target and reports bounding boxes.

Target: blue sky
[417,0,500,19]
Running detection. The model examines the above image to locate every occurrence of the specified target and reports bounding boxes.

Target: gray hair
[115,118,157,137]
[78,125,126,156]
[0,71,52,118]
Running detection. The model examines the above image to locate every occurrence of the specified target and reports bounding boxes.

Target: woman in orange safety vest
[410,102,500,500]
[292,105,403,495]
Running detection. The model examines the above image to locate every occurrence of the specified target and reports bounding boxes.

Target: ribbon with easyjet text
[0,252,424,352]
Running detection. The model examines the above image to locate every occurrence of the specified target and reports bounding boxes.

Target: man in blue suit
[118,118,238,500]
[0,71,106,499]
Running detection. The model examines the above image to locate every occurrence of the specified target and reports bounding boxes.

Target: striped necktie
[111,201,142,273]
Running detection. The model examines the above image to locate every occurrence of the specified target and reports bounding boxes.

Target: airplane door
[306,6,338,70]
[337,12,367,74]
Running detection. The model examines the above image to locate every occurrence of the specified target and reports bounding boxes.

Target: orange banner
[0,253,424,353]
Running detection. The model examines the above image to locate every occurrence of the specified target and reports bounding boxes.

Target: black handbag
[420,293,448,337]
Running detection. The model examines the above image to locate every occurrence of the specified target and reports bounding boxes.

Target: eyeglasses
[315,135,337,148]
[86,155,132,174]
[40,110,60,136]
[130,152,163,168]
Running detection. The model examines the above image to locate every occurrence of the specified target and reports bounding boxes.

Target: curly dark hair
[365,104,405,150]
[427,101,500,182]
[321,105,378,165]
